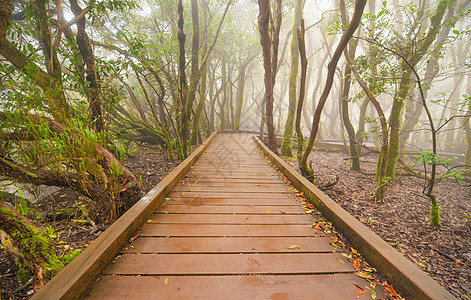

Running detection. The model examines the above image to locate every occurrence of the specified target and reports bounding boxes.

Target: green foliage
[14,188,34,219]
[61,249,82,266]
[16,262,31,282]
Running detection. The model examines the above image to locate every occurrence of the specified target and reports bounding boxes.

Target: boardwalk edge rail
[253,136,455,300]
[32,131,218,300]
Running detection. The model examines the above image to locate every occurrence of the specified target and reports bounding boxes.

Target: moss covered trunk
[280,0,303,157]
[0,200,63,291]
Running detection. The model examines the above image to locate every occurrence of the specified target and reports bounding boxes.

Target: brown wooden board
[173,186,289,193]
[85,274,380,300]
[175,181,290,188]
[155,205,304,214]
[149,214,313,224]
[184,170,279,176]
[163,197,299,206]
[168,192,293,199]
[123,236,334,254]
[139,224,323,237]
[103,253,354,275]
[181,177,286,183]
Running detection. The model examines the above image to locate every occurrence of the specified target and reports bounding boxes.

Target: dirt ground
[284,149,471,299]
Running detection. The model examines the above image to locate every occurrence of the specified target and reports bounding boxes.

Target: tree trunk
[234,63,247,130]
[339,0,361,171]
[177,0,188,159]
[344,49,389,201]
[385,1,448,181]
[300,0,366,180]
[258,0,281,153]
[191,0,209,143]
[281,0,303,157]
[69,0,104,133]
[295,20,307,161]
[185,0,200,140]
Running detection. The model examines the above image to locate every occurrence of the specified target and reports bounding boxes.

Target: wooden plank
[155,205,304,214]
[184,170,279,176]
[193,161,271,166]
[168,192,293,198]
[181,177,286,183]
[86,274,379,300]
[103,253,354,275]
[149,214,313,224]
[139,224,323,237]
[163,197,298,206]
[173,186,289,193]
[123,236,334,253]
[177,182,290,188]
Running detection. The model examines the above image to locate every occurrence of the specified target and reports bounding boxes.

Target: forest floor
[0,147,180,299]
[283,149,471,299]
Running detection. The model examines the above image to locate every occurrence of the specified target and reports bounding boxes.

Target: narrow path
[86,133,377,299]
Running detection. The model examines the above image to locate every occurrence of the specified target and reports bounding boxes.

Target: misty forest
[0,0,470,298]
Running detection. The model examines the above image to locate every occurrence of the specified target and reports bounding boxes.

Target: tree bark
[258,0,281,153]
[300,0,366,180]
[281,0,303,157]
[344,49,389,201]
[339,0,361,171]
[69,0,104,133]
[177,0,188,159]
[295,20,307,161]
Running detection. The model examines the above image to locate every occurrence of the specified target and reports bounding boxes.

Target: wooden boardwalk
[85,133,378,299]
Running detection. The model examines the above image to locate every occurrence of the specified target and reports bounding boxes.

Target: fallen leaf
[248,258,261,265]
[353,259,361,271]
[266,210,271,214]
[164,278,168,285]
[152,276,160,279]
[351,248,359,256]
[370,290,377,300]
[164,198,171,201]
[288,245,302,250]
[338,259,345,264]
[355,290,368,295]
[129,230,141,243]
[280,211,286,214]
[355,271,373,279]
[383,281,398,297]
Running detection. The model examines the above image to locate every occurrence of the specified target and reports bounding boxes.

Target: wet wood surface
[85,133,378,299]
